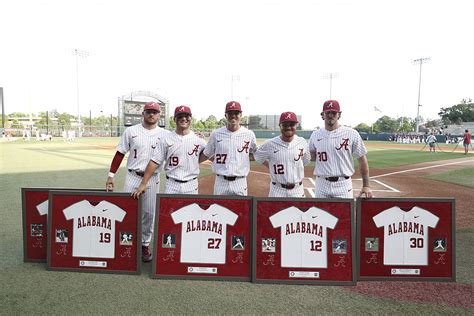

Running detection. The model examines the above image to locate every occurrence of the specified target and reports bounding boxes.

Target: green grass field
[0,138,472,314]
[425,167,474,188]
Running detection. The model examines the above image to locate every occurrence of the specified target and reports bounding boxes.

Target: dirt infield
[199,156,473,227]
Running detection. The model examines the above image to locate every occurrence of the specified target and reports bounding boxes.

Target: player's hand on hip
[106,177,114,192]
[358,186,373,198]
[131,183,147,199]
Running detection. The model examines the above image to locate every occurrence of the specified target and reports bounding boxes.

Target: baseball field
[1,138,473,314]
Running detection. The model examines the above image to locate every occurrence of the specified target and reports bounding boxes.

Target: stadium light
[230,74,240,100]
[70,49,89,137]
[322,73,339,99]
[413,57,430,133]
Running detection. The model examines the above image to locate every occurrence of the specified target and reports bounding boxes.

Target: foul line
[369,160,473,179]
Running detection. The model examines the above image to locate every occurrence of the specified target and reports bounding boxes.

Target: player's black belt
[324,176,350,182]
[218,175,245,181]
[272,182,303,190]
[129,169,145,177]
[166,176,197,183]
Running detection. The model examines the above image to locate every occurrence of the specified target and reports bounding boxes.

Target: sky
[0,0,473,129]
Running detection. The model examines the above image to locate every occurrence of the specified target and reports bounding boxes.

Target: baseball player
[309,100,372,199]
[131,105,206,197]
[254,111,310,197]
[200,101,257,196]
[106,101,169,262]
[426,132,437,153]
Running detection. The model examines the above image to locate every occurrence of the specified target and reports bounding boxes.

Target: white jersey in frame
[63,200,126,258]
[171,203,238,264]
[373,206,439,266]
[270,206,338,268]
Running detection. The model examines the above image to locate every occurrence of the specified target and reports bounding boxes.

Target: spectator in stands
[463,129,472,155]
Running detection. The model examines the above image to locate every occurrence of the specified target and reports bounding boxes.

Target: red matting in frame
[47,191,141,274]
[357,198,455,281]
[21,188,105,262]
[152,195,253,281]
[253,198,355,285]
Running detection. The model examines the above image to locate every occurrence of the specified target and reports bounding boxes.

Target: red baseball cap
[143,102,161,112]
[322,100,341,112]
[225,101,242,113]
[279,111,299,124]
[174,105,192,117]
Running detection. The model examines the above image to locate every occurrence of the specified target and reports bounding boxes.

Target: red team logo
[187,144,200,156]
[238,141,250,153]
[293,148,304,161]
[336,138,350,151]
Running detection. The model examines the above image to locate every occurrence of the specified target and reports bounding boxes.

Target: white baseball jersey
[203,126,257,177]
[373,206,439,265]
[270,206,338,268]
[254,135,310,184]
[309,126,367,177]
[63,200,126,258]
[117,124,170,172]
[171,203,238,264]
[36,200,48,216]
[152,131,206,181]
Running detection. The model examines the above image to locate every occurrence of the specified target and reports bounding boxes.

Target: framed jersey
[21,188,105,262]
[47,191,141,274]
[152,194,253,281]
[253,198,356,285]
[357,198,455,281]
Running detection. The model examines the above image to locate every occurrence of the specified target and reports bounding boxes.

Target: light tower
[322,72,339,99]
[413,57,430,133]
[71,49,89,136]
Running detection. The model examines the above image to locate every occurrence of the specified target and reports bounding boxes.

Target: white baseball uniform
[117,123,170,246]
[269,206,338,268]
[254,135,310,197]
[171,203,238,264]
[373,206,439,265]
[309,126,367,198]
[152,131,206,194]
[36,200,48,216]
[203,126,257,196]
[63,200,126,258]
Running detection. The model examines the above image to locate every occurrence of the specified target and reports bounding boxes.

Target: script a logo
[238,141,250,153]
[285,113,292,120]
[229,102,236,108]
[178,106,185,112]
[336,138,350,151]
[294,148,304,161]
[187,144,200,156]
[327,102,334,108]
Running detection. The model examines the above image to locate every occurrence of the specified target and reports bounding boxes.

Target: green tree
[438,99,474,124]
[203,115,218,129]
[354,123,371,133]
[373,115,399,133]
[397,117,415,132]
